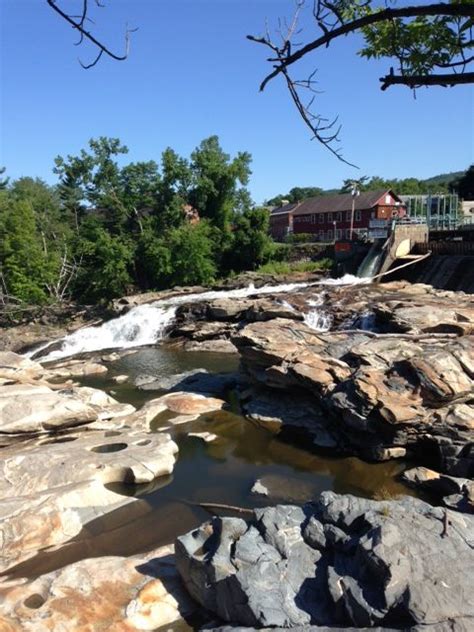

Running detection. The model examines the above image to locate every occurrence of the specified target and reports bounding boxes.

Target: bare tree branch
[249,3,474,91]
[249,1,473,163]
[46,0,137,68]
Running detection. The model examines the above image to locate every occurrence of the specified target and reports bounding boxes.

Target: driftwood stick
[179,499,254,516]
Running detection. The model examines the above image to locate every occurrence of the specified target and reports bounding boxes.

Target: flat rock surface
[0,544,198,631]
[0,429,178,498]
[176,492,474,629]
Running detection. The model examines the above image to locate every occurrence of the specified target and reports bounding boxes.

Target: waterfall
[33,281,319,362]
[32,276,366,362]
[33,304,178,362]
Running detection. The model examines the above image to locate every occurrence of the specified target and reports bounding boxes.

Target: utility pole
[350,182,360,240]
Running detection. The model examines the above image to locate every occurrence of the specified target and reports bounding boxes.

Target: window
[345,211,351,221]
[327,229,333,240]
[355,210,362,222]
[385,194,391,204]
[318,214,324,223]
[346,228,351,239]
[327,212,333,222]
[336,212,342,222]
[336,229,343,240]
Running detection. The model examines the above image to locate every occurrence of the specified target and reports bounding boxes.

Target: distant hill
[266,169,467,206]
[422,171,464,188]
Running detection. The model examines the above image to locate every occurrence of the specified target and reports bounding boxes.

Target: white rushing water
[33,276,365,362]
[303,309,332,332]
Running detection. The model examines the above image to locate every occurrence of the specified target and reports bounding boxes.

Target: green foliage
[0,197,52,303]
[0,167,9,190]
[266,186,324,206]
[2,135,331,306]
[189,136,252,229]
[285,233,316,244]
[256,259,332,275]
[226,207,275,272]
[73,215,133,302]
[167,222,217,286]
[358,2,472,78]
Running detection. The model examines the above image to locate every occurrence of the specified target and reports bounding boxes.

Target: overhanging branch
[249,3,474,91]
[380,70,474,90]
[46,0,137,67]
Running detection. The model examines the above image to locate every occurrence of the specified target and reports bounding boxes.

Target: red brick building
[269,190,405,241]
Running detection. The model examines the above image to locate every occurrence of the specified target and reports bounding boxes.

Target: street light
[333,220,337,242]
[350,183,360,240]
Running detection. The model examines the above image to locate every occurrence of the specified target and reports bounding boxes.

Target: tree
[54,137,129,233]
[227,208,275,272]
[0,197,52,304]
[248,0,473,163]
[452,165,474,199]
[0,167,9,190]
[72,215,134,302]
[189,136,252,230]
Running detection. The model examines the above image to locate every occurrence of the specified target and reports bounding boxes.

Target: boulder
[176,492,474,629]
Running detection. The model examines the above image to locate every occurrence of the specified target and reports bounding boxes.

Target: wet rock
[1,544,198,631]
[176,492,474,629]
[122,391,225,431]
[112,374,129,384]
[402,467,474,513]
[137,369,238,396]
[163,392,225,415]
[207,298,254,320]
[241,386,338,449]
[184,339,237,353]
[42,357,108,379]
[189,431,218,442]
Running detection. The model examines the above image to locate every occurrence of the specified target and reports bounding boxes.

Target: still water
[8,345,416,580]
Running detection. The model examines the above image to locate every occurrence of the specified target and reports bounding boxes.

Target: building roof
[270,201,301,217]
[270,190,401,217]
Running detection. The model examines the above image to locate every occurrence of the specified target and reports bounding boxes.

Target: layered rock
[176,492,474,629]
[233,319,474,475]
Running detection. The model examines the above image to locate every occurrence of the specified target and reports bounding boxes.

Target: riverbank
[0,276,472,630]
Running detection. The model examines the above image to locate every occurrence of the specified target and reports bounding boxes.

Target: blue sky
[1,0,473,203]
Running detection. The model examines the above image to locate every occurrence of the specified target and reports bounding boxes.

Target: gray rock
[136,369,238,396]
[176,492,474,629]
